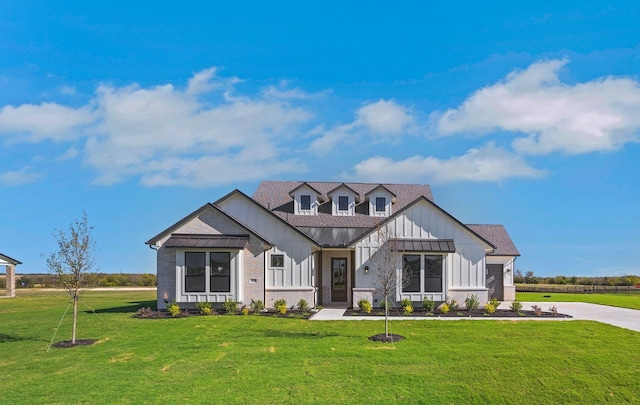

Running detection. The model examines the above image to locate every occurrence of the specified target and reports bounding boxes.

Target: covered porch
[1,253,22,298]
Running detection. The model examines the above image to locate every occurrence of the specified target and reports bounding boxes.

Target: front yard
[1,290,639,403]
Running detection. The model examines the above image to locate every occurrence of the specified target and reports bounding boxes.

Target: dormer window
[300,195,311,211]
[366,184,395,217]
[338,196,349,211]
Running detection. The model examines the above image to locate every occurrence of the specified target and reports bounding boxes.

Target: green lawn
[517,292,640,310]
[1,290,639,404]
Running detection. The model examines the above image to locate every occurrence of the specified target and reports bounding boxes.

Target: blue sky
[1,2,639,277]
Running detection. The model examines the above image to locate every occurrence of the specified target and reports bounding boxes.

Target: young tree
[47,212,96,344]
[368,227,408,339]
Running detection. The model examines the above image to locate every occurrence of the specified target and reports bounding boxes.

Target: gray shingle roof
[466,224,520,256]
[252,181,434,228]
[164,234,250,249]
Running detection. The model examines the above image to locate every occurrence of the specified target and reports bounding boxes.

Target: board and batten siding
[355,200,488,303]
[217,194,315,290]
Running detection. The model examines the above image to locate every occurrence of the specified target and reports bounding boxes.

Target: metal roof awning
[390,239,456,253]
[164,234,249,249]
[298,227,372,247]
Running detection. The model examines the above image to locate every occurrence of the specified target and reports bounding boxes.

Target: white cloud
[0,166,40,186]
[0,102,94,142]
[434,59,640,154]
[0,67,314,187]
[58,147,79,160]
[310,99,415,154]
[60,85,77,95]
[350,144,546,184]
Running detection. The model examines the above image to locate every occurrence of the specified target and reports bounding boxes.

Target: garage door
[486,264,504,301]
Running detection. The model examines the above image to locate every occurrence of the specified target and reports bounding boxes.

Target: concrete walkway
[311,302,640,333]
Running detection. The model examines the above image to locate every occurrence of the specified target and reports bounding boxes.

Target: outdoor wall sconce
[506,268,512,274]
[364,266,369,275]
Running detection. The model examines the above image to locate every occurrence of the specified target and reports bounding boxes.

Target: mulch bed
[369,333,405,342]
[132,307,315,319]
[344,308,572,318]
[52,339,97,348]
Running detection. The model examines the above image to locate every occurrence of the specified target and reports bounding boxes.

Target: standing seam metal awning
[390,239,456,253]
[164,234,250,249]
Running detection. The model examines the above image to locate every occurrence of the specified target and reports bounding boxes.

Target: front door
[331,258,347,302]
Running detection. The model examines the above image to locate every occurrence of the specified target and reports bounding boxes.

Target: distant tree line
[0,273,157,289]
[514,270,640,286]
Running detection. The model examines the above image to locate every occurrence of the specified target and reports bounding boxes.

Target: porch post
[6,264,15,298]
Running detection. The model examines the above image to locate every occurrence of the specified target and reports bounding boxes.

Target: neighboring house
[147,181,520,310]
[1,253,21,298]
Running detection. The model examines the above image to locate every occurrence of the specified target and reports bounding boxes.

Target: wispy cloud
[350,144,545,184]
[0,166,40,186]
[310,99,416,154]
[0,67,313,187]
[433,58,640,154]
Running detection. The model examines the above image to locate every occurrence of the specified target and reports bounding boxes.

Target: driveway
[312,302,640,334]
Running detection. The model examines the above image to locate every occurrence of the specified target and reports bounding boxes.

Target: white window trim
[397,253,446,300]
[175,249,241,303]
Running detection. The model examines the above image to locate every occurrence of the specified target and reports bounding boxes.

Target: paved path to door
[311,302,640,333]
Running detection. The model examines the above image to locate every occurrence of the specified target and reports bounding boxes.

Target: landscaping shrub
[531,305,542,316]
[549,305,558,316]
[274,299,287,314]
[167,300,181,317]
[195,301,213,315]
[242,307,250,315]
[223,298,237,314]
[484,303,496,315]
[445,297,459,311]
[464,294,480,310]
[250,299,265,314]
[357,298,372,314]
[297,299,309,312]
[403,304,414,315]
[510,300,523,313]
[489,297,501,309]
[439,303,450,314]
[422,297,435,312]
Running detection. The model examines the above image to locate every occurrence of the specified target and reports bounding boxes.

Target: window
[402,254,443,293]
[271,254,284,267]
[210,252,231,292]
[338,196,349,211]
[185,252,205,292]
[300,195,311,211]
[375,197,386,212]
[403,255,421,292]
[424,255,443,292]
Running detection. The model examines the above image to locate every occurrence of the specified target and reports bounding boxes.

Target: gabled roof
[354,195,496,251]
[288,182,324,199]
[327,183,361,203]
[466,224,520,256]
[252,181,434,228]
[145,203,271,247]
[365,184,396,198]
[0,253,21,265]
[214,189,321,247]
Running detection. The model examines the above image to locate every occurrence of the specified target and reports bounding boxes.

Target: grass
[1,290,639,403]
[517,292,640,310]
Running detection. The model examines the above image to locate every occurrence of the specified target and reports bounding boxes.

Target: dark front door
[486,264,504,300]
[331,258,347,302]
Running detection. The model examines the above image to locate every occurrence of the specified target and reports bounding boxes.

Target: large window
[424,255,443,292]
[402,254,443,293]
[375,197,386,212]
[338,196,349,211]
[185,252,206,292]
[210,252,231,292]
[300,195,311,211]
[184,251,233,293]
[403,255,421,292]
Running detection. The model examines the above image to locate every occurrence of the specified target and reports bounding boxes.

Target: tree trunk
[72,292,78,344]
[384,293,389,338]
